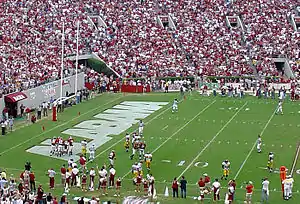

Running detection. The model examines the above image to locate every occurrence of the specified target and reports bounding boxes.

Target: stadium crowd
[0,0,299,136]
[0,0,299,97]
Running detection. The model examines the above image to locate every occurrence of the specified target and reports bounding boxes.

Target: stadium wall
[0,73,85,114]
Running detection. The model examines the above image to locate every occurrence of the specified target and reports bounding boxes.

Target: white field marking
[0,95,124,156]
[162,125,169,130]
[234,109,276,180]
[161,160,171,163]
[121,100,217,179]
[87,98,184,165]
[290,143,300,176]
[178,102,248,178]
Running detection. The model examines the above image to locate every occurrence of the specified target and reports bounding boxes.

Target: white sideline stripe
[121,100,217,179]
[234,109,276,180]
[0,95,124,156]
[178,102,248,178]
[86,99,180,165]
[290,143,300,176]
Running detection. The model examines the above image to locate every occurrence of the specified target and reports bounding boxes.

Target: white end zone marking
[234,109,276,180]
[0,95,124,156]
[178,102,248,178]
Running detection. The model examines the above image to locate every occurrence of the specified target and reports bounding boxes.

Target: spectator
[20,105,25,118]
[37,105,42,120]
[180,176,187,198]
[172,177,179,198]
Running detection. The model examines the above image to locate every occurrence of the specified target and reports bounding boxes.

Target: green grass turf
[0,92,300,203]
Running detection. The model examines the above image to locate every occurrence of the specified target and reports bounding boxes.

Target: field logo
[26,101,168,161]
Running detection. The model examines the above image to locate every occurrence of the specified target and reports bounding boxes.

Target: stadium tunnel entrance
[4,92,27,118]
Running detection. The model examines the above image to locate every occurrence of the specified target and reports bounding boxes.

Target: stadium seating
[0,0,299,97]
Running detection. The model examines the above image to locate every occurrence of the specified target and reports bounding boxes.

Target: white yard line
[0,95,124,156]
[162,125,169,131]
[290,143,300,176]
[121,100,217,179]
[178,102,248,178]
[234,109,276,180]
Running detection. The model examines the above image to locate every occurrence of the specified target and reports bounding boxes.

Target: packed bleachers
[0,0,299,96]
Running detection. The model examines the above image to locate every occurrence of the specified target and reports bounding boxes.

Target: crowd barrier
[0,73,85,115]
[121,84,151,93]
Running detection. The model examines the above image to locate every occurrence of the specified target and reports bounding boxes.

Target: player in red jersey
[101,177,107,196]
[245,181,254,204]
[143,178,149,196]
[81,174,87,192]
[79,155,86,170]
[203,173,211,190]
[60,164,66,185]
[135,173,142,192]
[115,177,122,197]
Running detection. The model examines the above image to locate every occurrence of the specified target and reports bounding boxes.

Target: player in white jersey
[138,120,144,136]
[257,135,262,153]
[212,178,221,201]
[109,150,116,166]
[58,137,64,157]
[172,99,178,113]
[125,133,130,141]
[131,132,137,145]
[50,137,56,156]
[89,144,96,161]
[282,175,294,200]
[276,101,283,115]
[221,160,230,180]
[261,178,270,203]
[139,141,146,160]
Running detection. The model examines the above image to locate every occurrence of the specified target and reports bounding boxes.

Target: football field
[0,92,299,203]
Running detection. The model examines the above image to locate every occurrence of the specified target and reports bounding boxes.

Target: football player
[89,144,96,161]
[81,139,88,158]
[124,140,130,152]
[139,141,146,160]
[172,99,178,113]
[130,140,140,160]
[221,160,230,180]
[257,135,262,153]
[276,100,283,115]
[212,178,221,201]
[138,120,144,136]
[109,150,116,166]
[144,152,152,172]
[267,152,274,172]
